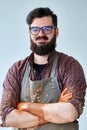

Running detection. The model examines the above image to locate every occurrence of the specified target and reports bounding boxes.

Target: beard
[30,34,56,55]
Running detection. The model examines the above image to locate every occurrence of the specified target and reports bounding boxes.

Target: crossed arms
[5,88,78,128]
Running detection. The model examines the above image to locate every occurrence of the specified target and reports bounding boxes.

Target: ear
[56,27,59,37]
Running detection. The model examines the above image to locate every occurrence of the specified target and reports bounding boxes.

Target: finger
[62,93,72,99]
[64,99,69,102]
[62,93,72,98]
[62,94,72,101]
[61,88,68,96]
[63,95,72,100]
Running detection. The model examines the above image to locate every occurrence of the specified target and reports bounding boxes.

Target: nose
[38,29,45,36]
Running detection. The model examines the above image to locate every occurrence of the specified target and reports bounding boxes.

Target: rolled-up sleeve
[0,57,29,126]
[1,63,21,126]
[62,57,86,117]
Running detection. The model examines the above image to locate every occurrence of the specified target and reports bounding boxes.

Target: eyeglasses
[29,25,56,35]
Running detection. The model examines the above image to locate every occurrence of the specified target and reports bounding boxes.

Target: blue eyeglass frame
[29,25,56,35]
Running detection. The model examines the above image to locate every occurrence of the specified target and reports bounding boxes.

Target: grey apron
[13,52,79,130]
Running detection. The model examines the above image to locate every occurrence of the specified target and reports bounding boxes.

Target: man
[0,7,86,130]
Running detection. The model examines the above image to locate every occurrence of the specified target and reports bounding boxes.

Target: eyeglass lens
[30,26,56,35]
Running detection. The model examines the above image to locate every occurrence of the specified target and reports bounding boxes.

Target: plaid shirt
[1,51,86,125]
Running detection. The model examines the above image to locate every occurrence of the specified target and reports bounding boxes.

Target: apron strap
[21,62,30,86]
[50,51,58,78]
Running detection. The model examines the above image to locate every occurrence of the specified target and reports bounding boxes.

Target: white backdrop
[0,0,87,130]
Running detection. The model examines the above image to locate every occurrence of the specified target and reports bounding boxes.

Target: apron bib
[13,52,79,130]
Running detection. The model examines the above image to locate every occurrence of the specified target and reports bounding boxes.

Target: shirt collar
[28,50,56,66]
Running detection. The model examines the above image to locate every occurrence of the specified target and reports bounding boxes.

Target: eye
[44,26,51,31]
[31,27,39,32]
[43,26,52,34]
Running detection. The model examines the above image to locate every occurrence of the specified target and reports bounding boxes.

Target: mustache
[36,36,48,40]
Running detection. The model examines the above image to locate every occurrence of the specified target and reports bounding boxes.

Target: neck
[34,53,49,64]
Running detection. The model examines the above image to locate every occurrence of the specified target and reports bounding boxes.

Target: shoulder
[13,56,29,69]
[58,51,83,69]
[9,56,29,72]
[6,56,29,81]
[56,51,86,87]
[58,51,76,62]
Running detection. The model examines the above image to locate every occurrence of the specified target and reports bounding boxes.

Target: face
[29,16,59,55]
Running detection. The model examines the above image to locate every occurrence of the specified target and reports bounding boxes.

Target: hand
[17,102,28,111]
[17,103,48,127]
[59,88,72,102]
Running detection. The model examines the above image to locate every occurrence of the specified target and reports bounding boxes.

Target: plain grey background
[0,0,87,130]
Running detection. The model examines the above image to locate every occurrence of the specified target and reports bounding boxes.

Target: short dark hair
[26,7,57,27]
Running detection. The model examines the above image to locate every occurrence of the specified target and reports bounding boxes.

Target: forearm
[5,109,46,128]
[17,102,78,124]
[17,88,74,124]
[42,102,78,123]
